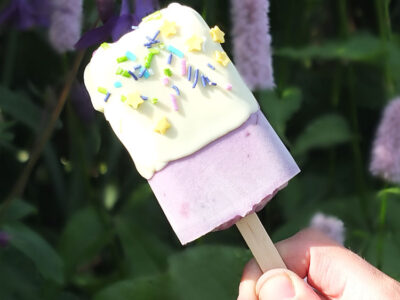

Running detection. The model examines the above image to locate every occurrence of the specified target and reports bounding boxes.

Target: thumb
[256,269,322,300]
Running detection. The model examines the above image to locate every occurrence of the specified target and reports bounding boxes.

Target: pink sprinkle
[181,59,187,76]
[162,77,169,85]
[226,83,233,91]
[170,94,179,111]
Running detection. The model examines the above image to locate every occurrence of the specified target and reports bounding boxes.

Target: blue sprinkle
[139,67,150,78]
[140,95,149,100]
[167,53,173,65]
[192,69,199,88]
[211,82,217,86]
[201,75,207,87]
[104,92,111,102]
[204,76,211,84]
[207,63,215,70]
[152,30,160,40]
[167,45,184,58]
[187,66,192,81]
[134,64,142,70]
[128,71,138,80]
[126,51,137,61]
[172,85,180,95]
[114,81,122,88]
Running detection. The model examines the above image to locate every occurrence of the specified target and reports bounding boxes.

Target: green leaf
[168,245,251,300]
[94,275,175,300]
[3,222,64,284]
[293,114,352,156]
[58,206,111,276]
[115,218,172,277]
[2,198,37,223]
[276,33,384,62]
[0,86,43,131]
[259,87,302,144]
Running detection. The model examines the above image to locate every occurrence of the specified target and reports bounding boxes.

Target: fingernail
[258,273,295,300]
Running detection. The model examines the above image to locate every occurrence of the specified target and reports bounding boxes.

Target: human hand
[238,228,400,300]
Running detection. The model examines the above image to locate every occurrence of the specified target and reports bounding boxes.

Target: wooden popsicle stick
[236,212,286,272]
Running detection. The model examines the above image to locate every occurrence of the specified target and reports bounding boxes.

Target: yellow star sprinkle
[125,92,144,109]
[154,117,171,135]
[214,51,230,66]
[160,20,177,37]
[210,26,225,43]
[186,35,203,52]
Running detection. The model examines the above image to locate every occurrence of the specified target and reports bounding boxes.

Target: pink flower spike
[310,212,345,245]
[370,98,400,184]
[231,0,274,91]
[170,94,179,111]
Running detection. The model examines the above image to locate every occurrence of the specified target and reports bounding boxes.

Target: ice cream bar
[84,3,300,270]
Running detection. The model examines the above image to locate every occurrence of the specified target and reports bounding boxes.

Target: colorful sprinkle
[154,117,171,135]
[201,75,207,87]
[151,98,158,104]
[162,77,169,85]
[140,95,149,100]
[134,64,142,70]
[117,56,128,63]
[187,65,192,81]
[121,95,127,102]
[210,26,225,43]
[192,69,199,88]
[172,85,180,95]
[149,48,160,54]
[116,67,123,75]
[215,51,231,66]
[122,70,131,78]
[114,81,122,88]
[181,59,187,76]
[186,35,203,52]
[142,10,162,23]
[152,30,160,41]
[104,92,111,102]
[144,53,155,68]
[126,92,144,109]
[167,45,184,58]
[167,53,173,65]
[101,42,110,49]
[125,51,137,61]
[226,83,233,91]
[207,63,215,70]
[98,87,107,94]
[131,25,139,30]
[139,67,150,78]
[160,20,177,37]
[164,68,172,77]
[128,71,138,80]
[170,94,179,111]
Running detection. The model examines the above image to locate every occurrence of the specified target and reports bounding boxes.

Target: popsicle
[84,3,300,271]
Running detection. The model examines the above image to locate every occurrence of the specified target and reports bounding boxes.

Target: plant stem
[377,187,388,269]
[0,50,86,218]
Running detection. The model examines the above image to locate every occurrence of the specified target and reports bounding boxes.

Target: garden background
[0,0,399,299]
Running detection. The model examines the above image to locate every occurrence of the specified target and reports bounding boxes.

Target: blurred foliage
[0,0,400,299]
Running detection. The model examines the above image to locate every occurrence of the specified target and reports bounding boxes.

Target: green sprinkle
[101,42,110,49]
[158,43,165,49]
[142,10,162,22]
[121,95,127,102]
[144,53,155,68]
[116,67,123,75]
[149,48,160,54]
[98,87,108,94]
[151,98,158,104]
[117,56,128,63]
[164,68,172,77]
[122,70,131,78]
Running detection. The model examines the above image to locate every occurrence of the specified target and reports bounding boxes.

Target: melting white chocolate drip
[84,3,259,179]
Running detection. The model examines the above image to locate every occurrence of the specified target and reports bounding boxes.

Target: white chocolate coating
[84,3,259,179]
